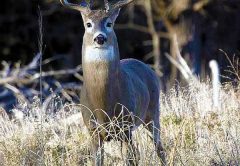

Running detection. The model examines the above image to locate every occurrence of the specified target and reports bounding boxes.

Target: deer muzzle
[94,34,107,45]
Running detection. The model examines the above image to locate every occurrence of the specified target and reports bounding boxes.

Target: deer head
[60,0,134,59]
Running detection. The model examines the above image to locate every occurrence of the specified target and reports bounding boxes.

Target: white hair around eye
[86,19,94,33]
[105,18,113,32]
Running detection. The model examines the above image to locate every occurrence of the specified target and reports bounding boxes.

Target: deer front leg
[91,136,104,166]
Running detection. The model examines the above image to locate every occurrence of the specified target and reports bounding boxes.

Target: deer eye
[86,23,92,28]
[106,22,112,28]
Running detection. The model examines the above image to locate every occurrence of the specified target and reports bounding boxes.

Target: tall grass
[161,82,240,165]
[0,79,239,165]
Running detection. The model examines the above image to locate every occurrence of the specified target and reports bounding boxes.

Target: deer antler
[61,0,133,12]
[104,0,110,12]
[60,0,92,12]
[105,0,134,11]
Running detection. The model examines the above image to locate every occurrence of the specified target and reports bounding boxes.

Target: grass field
[0,79,239,166]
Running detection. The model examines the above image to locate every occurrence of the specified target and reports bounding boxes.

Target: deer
[60,0,166,165]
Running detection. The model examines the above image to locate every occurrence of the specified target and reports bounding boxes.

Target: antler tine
[110,0,134,10]
[104,0,110,12]
[60,0,90,12]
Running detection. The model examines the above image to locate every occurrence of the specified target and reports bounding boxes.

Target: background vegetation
[1,0,240,79]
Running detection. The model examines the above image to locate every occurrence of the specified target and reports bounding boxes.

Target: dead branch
[165,35,199,83]
[0,66,82,85]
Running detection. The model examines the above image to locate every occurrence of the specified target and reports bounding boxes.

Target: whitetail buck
[60,0,166,165]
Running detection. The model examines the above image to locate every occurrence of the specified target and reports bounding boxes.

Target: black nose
[94,34,107,45]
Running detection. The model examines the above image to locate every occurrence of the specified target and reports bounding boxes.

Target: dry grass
[161,82,240,165]
[0,80,239,166]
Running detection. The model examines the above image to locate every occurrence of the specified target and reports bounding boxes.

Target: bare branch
[4,84,29,105]
[209,60,220,108]
[0,66,82,85]
[165,35,199,83]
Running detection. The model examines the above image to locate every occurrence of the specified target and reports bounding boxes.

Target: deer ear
[111,9,120,22]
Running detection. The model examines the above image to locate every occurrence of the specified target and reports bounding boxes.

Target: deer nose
[94,34,107,45]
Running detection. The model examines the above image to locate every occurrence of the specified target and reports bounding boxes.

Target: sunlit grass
[0,81,239,165]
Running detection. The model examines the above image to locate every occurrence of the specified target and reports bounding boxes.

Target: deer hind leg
[146,107,166,165]
[121,129,140,166]
[147,121,166,165]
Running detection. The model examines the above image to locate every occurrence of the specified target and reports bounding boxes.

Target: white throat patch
[85,46,114,62]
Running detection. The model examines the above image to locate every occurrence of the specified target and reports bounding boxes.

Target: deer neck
[82,42,120,110]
